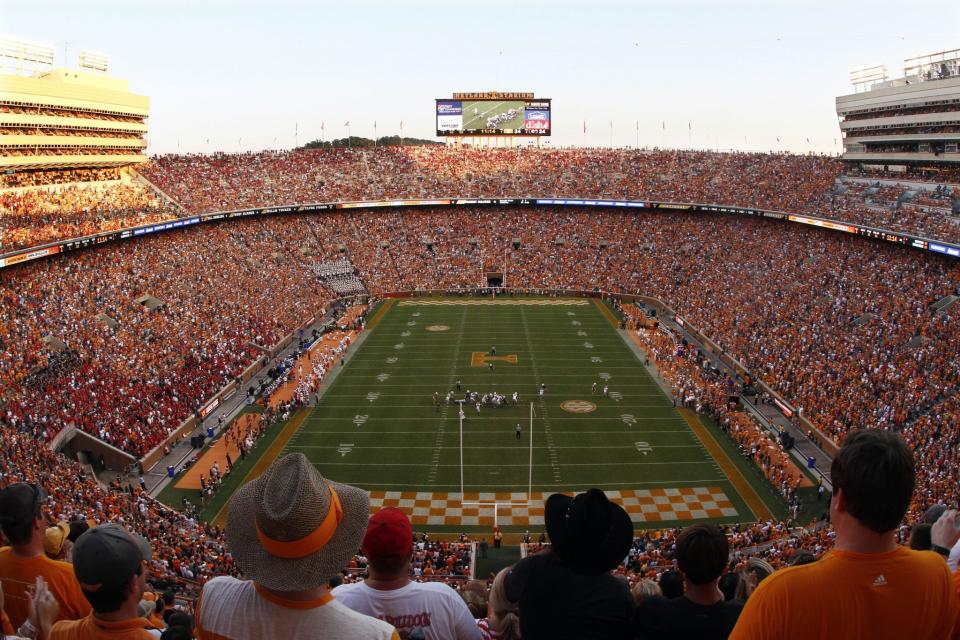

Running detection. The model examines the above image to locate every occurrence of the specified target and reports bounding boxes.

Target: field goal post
[459,499,533,529]
[457,402,537,528]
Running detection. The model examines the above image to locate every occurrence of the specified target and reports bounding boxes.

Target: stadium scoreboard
[436,92,551,136]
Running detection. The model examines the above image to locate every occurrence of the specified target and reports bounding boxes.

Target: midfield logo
[471,352,519,367]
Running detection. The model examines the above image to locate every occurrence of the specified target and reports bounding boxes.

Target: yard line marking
[291,429,698,435]
[521,306,561,483]
[289,444,706,450]
[301,460,723,468]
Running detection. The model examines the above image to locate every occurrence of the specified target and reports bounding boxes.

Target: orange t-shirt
[730,546,959,640]
[49,614,159,639]
[0,547,92,630]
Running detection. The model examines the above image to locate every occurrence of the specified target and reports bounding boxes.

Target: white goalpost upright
[528,401,534,497]
[458,401,536,529]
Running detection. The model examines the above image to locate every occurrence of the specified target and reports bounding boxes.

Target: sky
[2,0,958,155]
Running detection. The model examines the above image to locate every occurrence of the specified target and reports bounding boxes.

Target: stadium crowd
[2,147,959,255]
[3,429,959,639]
[2,207,958,467]
[0,181,182,253]
[2,157,960,636]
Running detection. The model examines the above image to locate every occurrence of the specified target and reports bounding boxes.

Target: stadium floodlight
[848,64,887,93]
[903,48,960,82]
[78,50,110,73]
[0,37,55,75]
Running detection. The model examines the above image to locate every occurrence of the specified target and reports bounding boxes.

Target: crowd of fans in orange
[0,179,180,252]
[0,186,959,635]
[2,147,959,255]
[2,207,958,465]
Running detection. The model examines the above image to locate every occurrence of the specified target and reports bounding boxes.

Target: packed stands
[3,147,959,256]
[0,180,182,253]
[1,206,958,475]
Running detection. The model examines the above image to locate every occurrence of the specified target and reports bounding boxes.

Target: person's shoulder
[414,580,460,595]
[635,594,675,615]
[903,547,952,571]
[331,580,364,597]
[325,598,398,637]
[201,575,250,600]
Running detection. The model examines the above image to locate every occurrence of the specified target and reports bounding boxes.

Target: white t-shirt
[333,580,482,640]
[196,576,398,640]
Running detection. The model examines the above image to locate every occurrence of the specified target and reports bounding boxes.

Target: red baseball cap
[362,507,412,558]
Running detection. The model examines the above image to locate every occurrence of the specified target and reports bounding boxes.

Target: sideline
[677,408,775,522]
[211,407,311,527]
[366,299,394,330]
[592,298,620,328]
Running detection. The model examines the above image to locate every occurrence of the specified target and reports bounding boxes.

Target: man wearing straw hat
[194,453,398,639]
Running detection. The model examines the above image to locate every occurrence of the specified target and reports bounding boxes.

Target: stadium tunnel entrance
[486,272,503,287]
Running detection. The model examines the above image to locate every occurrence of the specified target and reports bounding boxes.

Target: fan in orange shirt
[0,484,91,631]
[730,430,959,640]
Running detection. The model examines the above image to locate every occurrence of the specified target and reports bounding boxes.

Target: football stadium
[1,5,960,638]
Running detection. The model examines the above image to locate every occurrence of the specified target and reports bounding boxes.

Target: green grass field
[159,296,799,532]
[461,100,526,130]
[277,297,783,531]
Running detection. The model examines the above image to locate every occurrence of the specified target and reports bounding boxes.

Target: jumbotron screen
[436,96,551,136]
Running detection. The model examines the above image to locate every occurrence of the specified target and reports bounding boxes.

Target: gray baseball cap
[72,523,152,592]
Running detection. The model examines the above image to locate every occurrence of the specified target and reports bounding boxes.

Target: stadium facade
[837,48,960,167]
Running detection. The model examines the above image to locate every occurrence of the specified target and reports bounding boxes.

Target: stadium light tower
[849,64,888,93]
[0,37,55,75]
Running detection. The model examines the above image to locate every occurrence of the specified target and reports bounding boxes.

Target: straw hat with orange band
[226,452,371,591]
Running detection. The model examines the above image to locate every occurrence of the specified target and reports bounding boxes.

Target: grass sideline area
[158,296,794,532]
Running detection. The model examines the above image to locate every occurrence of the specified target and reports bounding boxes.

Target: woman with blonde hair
[477,566,521,639]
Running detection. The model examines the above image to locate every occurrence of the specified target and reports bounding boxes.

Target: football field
[275,297,781,531]
[460,100,526,130]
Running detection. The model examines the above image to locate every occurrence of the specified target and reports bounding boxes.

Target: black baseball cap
[72,524,152,592]
[0,483,47,533]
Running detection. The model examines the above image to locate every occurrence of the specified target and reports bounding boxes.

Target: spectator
[717,573,739,602]
[158,611,193,640]
[459,580,489,619]
[630,579,661,605]
[42,524,70,562]
[332,507,481,640]
[657,571,684,599]
[0,484,90,630]
[633,524,743,639]
[194,453,397,639]
[730,430,958,639]
[476,567,520,640]
[504,488,634,639]
[48,523,161,638]
[1,576,60,640]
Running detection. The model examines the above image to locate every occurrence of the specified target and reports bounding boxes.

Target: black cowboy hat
[545,488,634,575]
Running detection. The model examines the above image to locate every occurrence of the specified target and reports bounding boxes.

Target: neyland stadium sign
[452,92,535,100]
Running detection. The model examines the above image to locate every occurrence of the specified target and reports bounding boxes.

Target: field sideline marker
[677,408,775,521]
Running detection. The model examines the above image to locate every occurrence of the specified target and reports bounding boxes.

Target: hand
[29,576,60,638]
[931,509,960,551]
